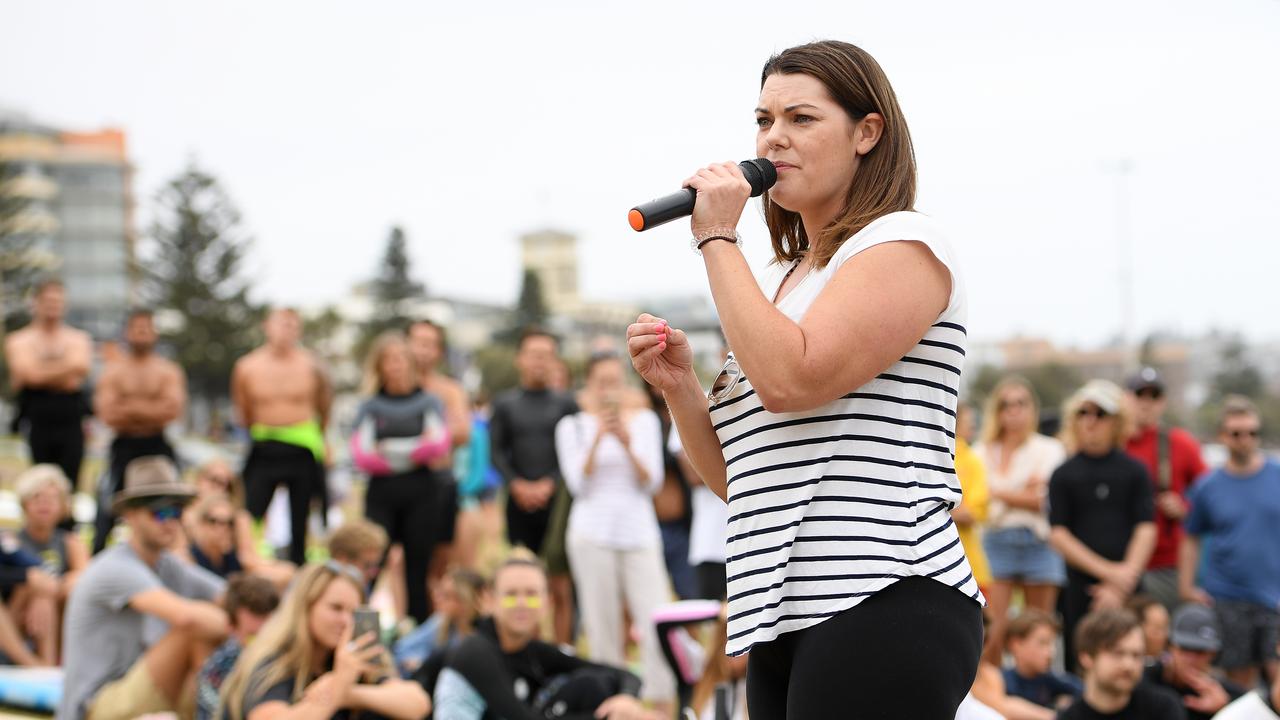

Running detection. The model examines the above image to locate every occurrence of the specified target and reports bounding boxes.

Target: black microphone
[628,158,777,232]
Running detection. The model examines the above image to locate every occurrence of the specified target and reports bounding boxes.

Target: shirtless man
[407,320,470,576]
[91,309,186,553]
[230,308,332,565]
[4,279,93,485]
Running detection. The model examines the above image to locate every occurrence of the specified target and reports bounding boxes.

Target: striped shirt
[714,211,984,656]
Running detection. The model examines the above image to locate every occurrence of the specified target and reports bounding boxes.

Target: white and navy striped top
[715,211,984,656]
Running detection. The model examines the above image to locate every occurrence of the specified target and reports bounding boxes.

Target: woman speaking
[627,40,983,717]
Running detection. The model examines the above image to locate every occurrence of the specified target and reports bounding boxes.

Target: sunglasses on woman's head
[202,514,235,529]
[708,356,742,404]
[325,560,366,586]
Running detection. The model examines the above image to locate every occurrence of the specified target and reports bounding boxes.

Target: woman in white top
[975,376,1067,664]
[555,352,676,710]
[627,40,983,718]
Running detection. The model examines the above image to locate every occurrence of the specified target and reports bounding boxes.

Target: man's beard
[1229,448,1255,467]
[1097,671,1138,698]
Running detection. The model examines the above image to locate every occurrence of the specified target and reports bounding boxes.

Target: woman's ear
[855,113,884,156]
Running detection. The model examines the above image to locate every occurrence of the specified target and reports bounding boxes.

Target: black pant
[505,493,551,555]
[697,562,727,602]
[94,434,175,553]
[243,441,325,566]
[1062,572,1096,674]
[746,577,982,719]
[436,475,459,545]
[27,421,84,488]
[365,468,440,623]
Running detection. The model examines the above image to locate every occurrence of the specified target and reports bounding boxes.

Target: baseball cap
[1170,603,1221,652]
[1127,366,1165,394]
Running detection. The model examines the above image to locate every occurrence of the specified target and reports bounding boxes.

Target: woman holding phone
[628,40,983,717]
[555,352,675,711]
[218,561,428,720]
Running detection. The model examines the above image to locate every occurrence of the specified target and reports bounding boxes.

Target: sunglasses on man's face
[149,503,185,522]
[708,356,742,404]
[1135,388,1163,401]
[1226,428,1260,440]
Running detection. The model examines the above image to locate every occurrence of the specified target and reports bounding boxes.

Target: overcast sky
[4,0,1278,348]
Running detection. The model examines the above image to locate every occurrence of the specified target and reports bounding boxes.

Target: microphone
[628,159,777,232]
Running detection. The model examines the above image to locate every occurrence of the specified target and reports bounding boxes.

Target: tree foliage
[356,226,423,359]
[0,158,39,335]
[141,161,261,404]
[1194,335,1280,443]
[494,269,548,346]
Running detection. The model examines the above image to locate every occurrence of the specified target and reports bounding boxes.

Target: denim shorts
[982,526,1066,585]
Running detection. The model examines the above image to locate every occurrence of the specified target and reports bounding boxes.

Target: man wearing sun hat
[57,456,229,720]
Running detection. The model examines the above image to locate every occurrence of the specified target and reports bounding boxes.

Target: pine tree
[141,162,261,405]
[512,267,547,335]
[0,158,39,334]
[356,226,425,358]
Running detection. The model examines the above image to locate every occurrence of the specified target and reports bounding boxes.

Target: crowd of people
[0,279,739,720]
[2,278,1276,720]
[954,374,1280,719]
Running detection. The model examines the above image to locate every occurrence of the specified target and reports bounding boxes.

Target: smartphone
[352,607,380,648]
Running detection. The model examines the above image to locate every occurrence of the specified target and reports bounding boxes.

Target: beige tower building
[519,229,580,314]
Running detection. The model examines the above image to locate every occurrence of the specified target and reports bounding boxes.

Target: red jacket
[1125,425,1207,570]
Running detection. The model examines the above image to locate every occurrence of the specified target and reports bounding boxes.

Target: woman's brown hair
[760,40,916,269]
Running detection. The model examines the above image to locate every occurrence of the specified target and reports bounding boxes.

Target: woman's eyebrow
[755,103,821,114]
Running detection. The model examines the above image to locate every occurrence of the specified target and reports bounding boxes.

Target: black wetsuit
[488,388,577,554]
[18,387,88,485]
[242,440,326,567]
[436,617,639,720]
[93,433,176,553]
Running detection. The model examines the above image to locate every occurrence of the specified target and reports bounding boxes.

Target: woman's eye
[755,117,771,128]
[794,114,814,124]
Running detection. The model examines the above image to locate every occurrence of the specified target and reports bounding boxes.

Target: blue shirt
[1184,459,1280,608]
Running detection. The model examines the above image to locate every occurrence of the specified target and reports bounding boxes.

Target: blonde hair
[1059,382,1131,454]
[360,331,417,395]
[979,376,1040,445]
[327,520,388,561]
[218,562,375,720]
[437,567,488,647]
[16,464,71,515]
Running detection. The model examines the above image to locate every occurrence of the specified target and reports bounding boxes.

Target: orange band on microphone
[628,209,645,232]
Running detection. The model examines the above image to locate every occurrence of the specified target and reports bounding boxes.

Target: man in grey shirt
[58,456,229,720]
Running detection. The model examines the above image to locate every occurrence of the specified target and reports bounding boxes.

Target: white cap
[1072,379,1123,415]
